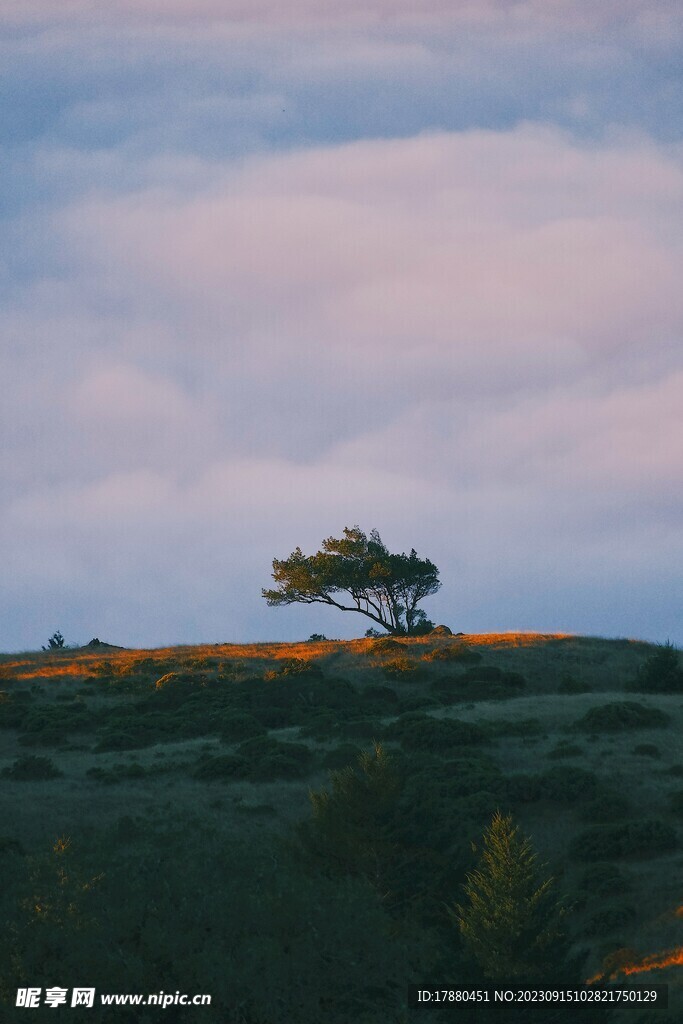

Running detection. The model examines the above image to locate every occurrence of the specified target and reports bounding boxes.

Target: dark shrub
[94,730,147,752]
[87,762,148,784]
[547,742,584,759]
[632,743,661,758]
[2,754,63,780]
[335,718,382,740]
[580,791,632,823]
[0,690,33,730]
[433,669,526,703]
[411,755,505,800]
[578,862,631,897]
[538,765,599,803]
[320,744,363,771]
[18,701,93,747]
[574,701,670,733]
[383,713,486,752]
[219,712,266,743]
[459,666,527,687]
[237,735,314,780]
[668,791,683,815]
[558,675,592,695]
[298,712,338,740]
[569,820,677,861]
[236,672,360,730]
[0,836,25,857]
[235,803,277,817]
[585,903,637,937]
[485,718,542,739]
[505,773,543,803]
[154,672,209,703]
[193,754,247,780]
[635,641,683,694]
[361,685,400,714]
[397,693,439,713]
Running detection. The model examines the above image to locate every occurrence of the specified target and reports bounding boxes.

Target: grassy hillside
[1,632,682,1022]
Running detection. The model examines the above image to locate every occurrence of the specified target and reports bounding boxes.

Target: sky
[1,1,682,651]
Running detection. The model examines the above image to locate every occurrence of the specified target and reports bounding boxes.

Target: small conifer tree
[307,743,400,893]
[453,810,567,982]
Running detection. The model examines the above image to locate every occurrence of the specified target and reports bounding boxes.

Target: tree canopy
[262,526,441,636]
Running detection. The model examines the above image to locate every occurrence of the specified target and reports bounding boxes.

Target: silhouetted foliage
[42,630,65,651]
[263,525,440,635]
[635,640,683,693]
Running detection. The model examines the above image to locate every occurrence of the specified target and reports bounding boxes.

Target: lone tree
[262,526,440,636]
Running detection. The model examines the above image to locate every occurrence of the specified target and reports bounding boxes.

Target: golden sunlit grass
[0,631,651,686]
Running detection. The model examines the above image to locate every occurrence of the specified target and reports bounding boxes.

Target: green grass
[1,632,682,1017]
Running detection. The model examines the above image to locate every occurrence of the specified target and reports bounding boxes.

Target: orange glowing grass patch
[595,948,683,982]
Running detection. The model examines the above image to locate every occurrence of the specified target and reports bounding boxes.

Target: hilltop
[1,632,682,1022]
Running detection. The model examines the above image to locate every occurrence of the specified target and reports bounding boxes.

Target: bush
[87,762,148,784]
[557,675,592,695]
[335,718,382,741]
[18,701,94,748]
[547,743,583,759]
[574,701,670,733]
[569,820,677,861]
[219,712,266,743]
[371,637,403,653]
[264,658,323,681]
[584,903,637,937]
[382,712,486,752]
[237,735,314,780]
[460,666,526,688]
[635,641,683,693]
[397,694,439,715]
[193,754,247,780]
[423,644,482,665]
[538,765,599,804]
[154,671,209,700]
[360,685,400,714]
[505,773,543,803]
[432,669,526,703]
[578,862,631,897]
[580,791,632,823]
[2,755,63,780]
[0,690,33,730]
[320,744,364,771]
[381,657,418,680]
[484,718,542,739]
[632,743,661,758]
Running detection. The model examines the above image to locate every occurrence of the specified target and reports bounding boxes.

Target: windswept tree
[262,526,440,636]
